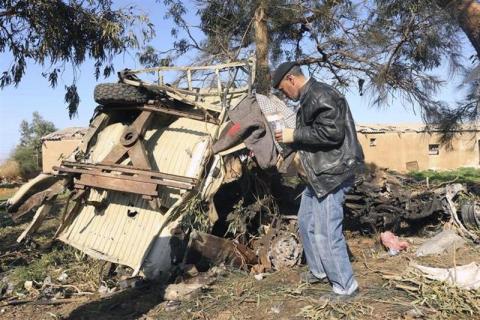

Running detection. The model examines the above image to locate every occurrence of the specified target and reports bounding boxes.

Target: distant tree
[156,0,479,132]
[12,112,56,178]
[0,0,154,117]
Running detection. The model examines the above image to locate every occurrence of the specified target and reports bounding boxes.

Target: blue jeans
[298,180,358,295]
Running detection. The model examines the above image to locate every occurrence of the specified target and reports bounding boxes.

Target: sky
[0,1,474,163]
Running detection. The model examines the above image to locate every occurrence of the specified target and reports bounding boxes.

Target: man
[271,62,364,300]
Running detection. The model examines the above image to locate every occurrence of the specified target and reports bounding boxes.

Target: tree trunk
[436,0,480,57]
[254,6,270,95]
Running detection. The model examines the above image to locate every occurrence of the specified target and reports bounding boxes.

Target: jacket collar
[299,78,314,104]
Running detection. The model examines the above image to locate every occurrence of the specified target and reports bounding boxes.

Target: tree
[435,0,480,56]
[12,112,57,178]
[157,0,478,130]
[0,0,154,117]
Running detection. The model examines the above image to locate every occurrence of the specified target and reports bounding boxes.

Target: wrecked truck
[6,58,480,281]
[6,59,271,279]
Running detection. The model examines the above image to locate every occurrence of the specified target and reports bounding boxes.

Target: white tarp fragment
[412,262,480,290]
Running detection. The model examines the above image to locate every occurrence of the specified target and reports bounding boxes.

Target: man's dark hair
[288,65,304,77]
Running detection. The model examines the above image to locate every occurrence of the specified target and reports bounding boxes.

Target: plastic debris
[416,229,466,257]
[412,262,480,290]
[380,231,409,255]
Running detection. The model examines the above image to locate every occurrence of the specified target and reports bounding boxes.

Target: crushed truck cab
[6,59,255,279]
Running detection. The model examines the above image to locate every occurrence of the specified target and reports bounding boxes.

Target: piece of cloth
[293,78,364,198]
[212,95,277,169]
[297,179,358,295]
[412,262,480,290]
[380,231,409,252]
[211,121,243,154]
[255,93,296,157]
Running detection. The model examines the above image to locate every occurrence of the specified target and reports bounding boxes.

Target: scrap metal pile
[343,166,479,240]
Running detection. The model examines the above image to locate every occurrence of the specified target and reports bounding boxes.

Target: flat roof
[356,123,480,133]
[42,127,87,141]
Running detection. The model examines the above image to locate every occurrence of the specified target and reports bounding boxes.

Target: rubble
[344,167,478,238]
[163,283,204,301]
[184,230,257,270]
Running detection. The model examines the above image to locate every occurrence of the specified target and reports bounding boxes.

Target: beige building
[41,127,87,173]
[42,124,480,174]
[357,124,480,172]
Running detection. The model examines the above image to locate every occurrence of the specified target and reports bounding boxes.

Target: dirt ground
[1,196,479,319]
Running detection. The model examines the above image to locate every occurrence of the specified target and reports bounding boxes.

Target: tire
[94,83,150,105]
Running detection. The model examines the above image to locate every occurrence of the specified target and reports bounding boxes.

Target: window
[429,144,440,155]
[369,138,377,147]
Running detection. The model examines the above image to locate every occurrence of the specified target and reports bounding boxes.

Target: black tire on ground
[94,83,151,105]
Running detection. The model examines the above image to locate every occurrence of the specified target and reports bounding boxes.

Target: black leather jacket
[292,79,364,198]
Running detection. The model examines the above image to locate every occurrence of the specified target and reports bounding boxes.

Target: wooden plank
[56,166,194,190]
[130,110,153,136]
[17,203,52,242]
[128,142,151,170]
[215,69,222,96]
[101,144,128,165]
[60,161,197,183]
[75,174,159,196]
[187,69,192,90]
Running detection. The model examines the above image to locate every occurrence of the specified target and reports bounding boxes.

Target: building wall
[358,131,480,172]
[42,140,81,173]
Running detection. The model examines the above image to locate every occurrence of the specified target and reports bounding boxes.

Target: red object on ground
[380,231,409,251]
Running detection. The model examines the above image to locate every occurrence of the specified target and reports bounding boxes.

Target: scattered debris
[23,281,33,292]
[268,231,302,269]
[416,229,466,257]
[380,231,409,256]
[387,262,480,317]
[412,262,480,290]
[182,264,199,278]
[56,272,68,283]
[185,230,257,270]
[461,203,480,229]
[163,283,204,301]
[118,276,145,290]
[254,273,264,281]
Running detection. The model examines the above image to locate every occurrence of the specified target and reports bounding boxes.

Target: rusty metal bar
[54,166,195,190]
[75,174,159,196]
[60,161,197,184]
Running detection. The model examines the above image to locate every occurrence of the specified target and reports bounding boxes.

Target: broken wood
[185,230,257,270]
[75,173,159,196]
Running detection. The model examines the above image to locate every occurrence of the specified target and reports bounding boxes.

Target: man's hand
[275,128,295,143]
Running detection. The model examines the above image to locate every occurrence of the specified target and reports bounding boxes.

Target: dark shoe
[300,271,329,284]
[319,288,359,302]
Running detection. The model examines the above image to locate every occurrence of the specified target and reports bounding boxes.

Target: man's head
[272,62,307,101]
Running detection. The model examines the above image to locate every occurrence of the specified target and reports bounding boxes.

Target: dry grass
[0,160,20,180]
[387,269,480,319]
